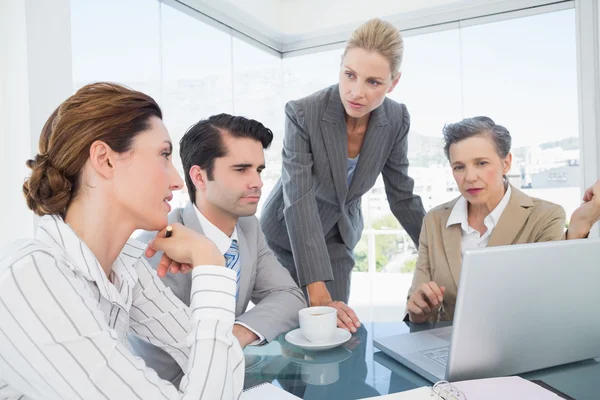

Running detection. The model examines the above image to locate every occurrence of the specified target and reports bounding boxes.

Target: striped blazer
[261,84,426,286]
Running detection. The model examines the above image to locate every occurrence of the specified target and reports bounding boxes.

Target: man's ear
[190,165,209,190]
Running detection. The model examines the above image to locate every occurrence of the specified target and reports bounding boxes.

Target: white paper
[359,377,563,400]
[359,387,433,399]
[450,376,562,399]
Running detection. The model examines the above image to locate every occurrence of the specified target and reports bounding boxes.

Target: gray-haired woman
[406,116,600,323]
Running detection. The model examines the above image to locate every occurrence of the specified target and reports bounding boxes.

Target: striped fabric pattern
[260,84,426,300]
[0,214,244,399]
[224,239,241,298]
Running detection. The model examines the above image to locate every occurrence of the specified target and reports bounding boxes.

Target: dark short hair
[443,116,511,160]
[180,113,273,204]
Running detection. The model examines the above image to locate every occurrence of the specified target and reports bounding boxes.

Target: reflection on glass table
[244,324,380,399]
[243,322,600,400]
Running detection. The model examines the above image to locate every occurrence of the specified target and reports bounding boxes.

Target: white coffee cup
[299,306,337,344]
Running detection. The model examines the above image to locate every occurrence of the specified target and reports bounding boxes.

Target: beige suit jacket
[407,185,566,321]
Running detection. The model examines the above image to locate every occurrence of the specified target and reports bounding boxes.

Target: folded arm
[0,249,243,399]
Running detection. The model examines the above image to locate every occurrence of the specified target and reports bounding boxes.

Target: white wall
[0,0,73,245]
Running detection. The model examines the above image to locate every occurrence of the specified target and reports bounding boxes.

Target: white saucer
[285,328,352,351]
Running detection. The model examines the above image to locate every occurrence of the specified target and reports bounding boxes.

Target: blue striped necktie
[224,239,240,298]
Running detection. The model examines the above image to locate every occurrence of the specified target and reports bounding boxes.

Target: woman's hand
[406,281,445,323]
[568,180,600,239]
[325,300,361,333]
[145,223,225,277]
[307,281,361,333]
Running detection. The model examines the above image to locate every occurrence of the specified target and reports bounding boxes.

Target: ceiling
[210,0,465,35]
[176,0,571,53]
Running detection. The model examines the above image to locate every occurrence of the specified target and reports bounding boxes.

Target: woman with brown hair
[0,83,244,399]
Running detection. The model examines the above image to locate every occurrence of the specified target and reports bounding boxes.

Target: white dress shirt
[194,206,265,345]
[446,185,512,256]
[0,214,244,399]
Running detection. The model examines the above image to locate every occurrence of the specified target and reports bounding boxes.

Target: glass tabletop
[243,321,600,400]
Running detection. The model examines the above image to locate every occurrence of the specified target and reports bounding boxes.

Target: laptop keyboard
[420,346,449,366]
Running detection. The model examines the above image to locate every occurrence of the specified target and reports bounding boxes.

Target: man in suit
[131,113,306,384]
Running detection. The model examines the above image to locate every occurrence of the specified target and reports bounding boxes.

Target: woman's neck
[468,184,508,222]
[65,195,135,279]
[345,112,371,132]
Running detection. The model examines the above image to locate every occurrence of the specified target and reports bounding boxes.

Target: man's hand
[233,324,260,349]
[568,180,600,239]
[406,281,445,323]
[306,281,361,333]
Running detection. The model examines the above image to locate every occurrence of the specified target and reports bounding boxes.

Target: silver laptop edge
[375,238,600,382]
[374,335,442,382]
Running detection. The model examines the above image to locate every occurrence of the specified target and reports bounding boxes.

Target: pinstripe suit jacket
[261,84,426,287]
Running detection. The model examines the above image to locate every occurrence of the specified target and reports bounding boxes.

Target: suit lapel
[487,186,534,247]
[178,204,204,305]
[440,187,533,288]
[440,200,463,288]
[320,86,349,205]
[347,104,390,201]
[181,202,203,234]
[182,202,249,317]
[236,227,252,316]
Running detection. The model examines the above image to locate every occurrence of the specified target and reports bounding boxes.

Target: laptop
[374,238,600,382]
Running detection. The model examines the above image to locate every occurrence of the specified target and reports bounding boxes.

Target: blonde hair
[343,18,404,78]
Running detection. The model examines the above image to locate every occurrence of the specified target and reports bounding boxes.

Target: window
[232,38,283,216]
[282,9,578,319]
[282,49,342,102]
[71,4,578,321]
[160,3,234,208]
[461,9,579,218]
[70,0,161,99]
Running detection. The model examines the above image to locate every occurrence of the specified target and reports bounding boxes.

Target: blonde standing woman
[261,18,426,332]
[0,83,244,399]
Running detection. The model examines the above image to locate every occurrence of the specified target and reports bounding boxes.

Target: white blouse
[446,185,512,255]
[0,214,244,399]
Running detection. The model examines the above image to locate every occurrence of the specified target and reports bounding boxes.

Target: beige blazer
[407,185,566,321]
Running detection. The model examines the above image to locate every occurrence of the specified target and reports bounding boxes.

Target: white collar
[35,214,143,303]
[193,205,238,255]
[446,185,512,232]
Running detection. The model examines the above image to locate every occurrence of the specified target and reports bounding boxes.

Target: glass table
[243,321,600,399]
